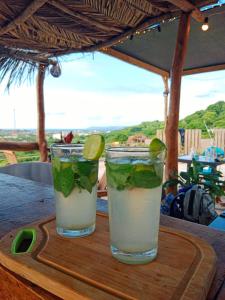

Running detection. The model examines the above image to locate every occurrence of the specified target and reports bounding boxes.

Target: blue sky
[49,53,163,94]
[0,52,225,129]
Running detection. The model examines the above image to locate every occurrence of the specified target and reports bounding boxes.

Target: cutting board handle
[11,228,37,254]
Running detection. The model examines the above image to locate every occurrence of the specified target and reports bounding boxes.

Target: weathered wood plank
[214,129,225,152]
[184,129,201,155]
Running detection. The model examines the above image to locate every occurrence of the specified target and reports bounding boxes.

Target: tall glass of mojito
[106,142,165,264]
[51,144,99,238]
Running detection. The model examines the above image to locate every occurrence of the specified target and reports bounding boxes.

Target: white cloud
[44,88,164,128]
[0,84,165,129]
[0,69,224,129]
[0,86,37,128]
[179,74,225,119]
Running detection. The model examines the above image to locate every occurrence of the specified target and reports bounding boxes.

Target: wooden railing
[157,128,225,155]
[184,129,201,155]
[214,129,225,152]
[0,142,39,151]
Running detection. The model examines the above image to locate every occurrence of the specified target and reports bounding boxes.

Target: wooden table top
[0,173,225,300]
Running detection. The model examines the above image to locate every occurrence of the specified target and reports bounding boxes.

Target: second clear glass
[106,147,164,264]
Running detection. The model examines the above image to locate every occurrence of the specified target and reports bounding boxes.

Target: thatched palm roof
[0,0,221,86]
[0,0,217,61]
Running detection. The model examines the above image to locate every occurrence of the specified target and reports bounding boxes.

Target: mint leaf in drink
[78,160,98,189]
[60,167,74,197]
[132,164,162,188]
[132,169,162,188]
[106,160,163,190]
[52,167,61,191]
[52,159,98,196]
[89,168,98,186]
[72,163,79,173]
[80,176,93,193]
[108,172,129,190]
[77,161,97,176]
[106,162,132,190]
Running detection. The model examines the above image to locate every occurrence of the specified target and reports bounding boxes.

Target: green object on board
[11,228,37,255]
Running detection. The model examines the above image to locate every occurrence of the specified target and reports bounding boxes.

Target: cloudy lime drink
[106,142,165,264]
[51,144,99,238]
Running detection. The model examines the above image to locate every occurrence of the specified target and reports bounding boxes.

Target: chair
[0,162,53,185]
[0,150,18,164]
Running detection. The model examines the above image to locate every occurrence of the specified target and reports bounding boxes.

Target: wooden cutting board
[0,213,216,300]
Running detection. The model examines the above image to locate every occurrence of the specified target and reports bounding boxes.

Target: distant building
[144,138,151,145]
[52,133,62,141]
[127,134,149,145]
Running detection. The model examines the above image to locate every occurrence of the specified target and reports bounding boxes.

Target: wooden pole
[165,12,191,185]
[162,75,169,126]
[37,64,48,162]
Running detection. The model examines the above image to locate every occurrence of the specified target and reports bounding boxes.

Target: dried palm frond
[0,47,47,90]
[0,55,37,90]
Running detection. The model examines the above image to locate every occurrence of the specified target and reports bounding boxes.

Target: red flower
[64,131,74,143]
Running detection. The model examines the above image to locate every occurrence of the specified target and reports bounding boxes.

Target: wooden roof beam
[48,0,122,33]
[183,63,225,75]
[101,48,169,77]
[1,53,49,66]
[0,0,48,36]
[166,0,205,22]
[0,48,55,66]
[194,0,218,8]
[0,38,64,54]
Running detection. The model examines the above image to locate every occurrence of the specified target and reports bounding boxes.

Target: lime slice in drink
[83,134,105,160]
[149,138,167,159]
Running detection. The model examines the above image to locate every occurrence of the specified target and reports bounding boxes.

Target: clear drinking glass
[51,144,98,238]
[106,147,164,264]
